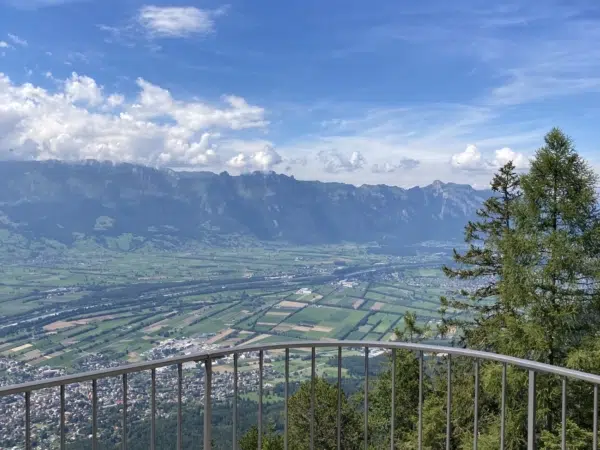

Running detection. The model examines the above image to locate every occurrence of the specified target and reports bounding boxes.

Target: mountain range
[0,160,490,249]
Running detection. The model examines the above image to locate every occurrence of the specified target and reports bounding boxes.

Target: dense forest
[65,128,600,449]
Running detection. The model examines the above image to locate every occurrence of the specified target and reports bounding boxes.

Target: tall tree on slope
[440,160,521,349]
[435,128,600,447]
[517,127,600,364]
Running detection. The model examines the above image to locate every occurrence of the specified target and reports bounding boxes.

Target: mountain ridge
[0,160,490,247]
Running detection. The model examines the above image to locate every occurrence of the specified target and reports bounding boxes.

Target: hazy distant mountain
[0,160,490,247]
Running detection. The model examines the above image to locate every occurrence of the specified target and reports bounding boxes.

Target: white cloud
[227,153,248,169]
[0,41,9,49]
[226,145,283,171]
[318,150,366,173]
[371,158,420,173]
[7,33,27,47]
[0,72,267,168]
[251,146,283,170]
[106,94,124,108]
[159,133,219,166]
[64,72,104,106]
[451,144,484,170]
[0,69,538,188]
[129,79,267,130]
[138,5,226,38]
[492,147,528,169]
[451,144,528,171]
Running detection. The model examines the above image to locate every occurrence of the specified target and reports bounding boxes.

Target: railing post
[594,384,598,450]
[391,348,396,450]
[259,350,264,450]
[151,369,156,450]
[500,363,507,450]
[473,360,479,450]
[285,348,290,450]
[364,346,369,450]
[204,357,212,450]
[418,351,423,450]
[122,373,128,450]
[338,346,342,450]
[233,353,239,450]
[561,378,566,450]
[25,391,31,450]
[310,346,316,450]
[92,379,98,450]
[446,355,452,450]
[60,384,66,450]
[177,363,183,450]
[528,370,536,450]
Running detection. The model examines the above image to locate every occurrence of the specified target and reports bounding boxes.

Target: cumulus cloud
[252,146,283,170]
[226,145,283,171]
[0,71,267,168]
[106,94,124,108]
[226,153,247,169]
[64,73,104,106]
[7,33,27,47]
[318,150,366,173]
[138,5,226,38]
[371,158,420,173]
[451,144,484,170]
[0,41,9,49]
[493,147,529,169]
[451,144,528,171]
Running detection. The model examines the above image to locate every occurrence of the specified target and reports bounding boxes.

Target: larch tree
[440,160,521,350]
[509,128,600,442]
[516,127,600,365]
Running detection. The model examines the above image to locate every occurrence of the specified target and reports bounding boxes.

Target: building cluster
[0,343,278,449]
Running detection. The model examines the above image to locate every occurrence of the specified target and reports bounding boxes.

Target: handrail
[2,339,600,397]
[3,339,600,450]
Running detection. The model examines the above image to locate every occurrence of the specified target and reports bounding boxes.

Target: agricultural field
[0,242,460,372]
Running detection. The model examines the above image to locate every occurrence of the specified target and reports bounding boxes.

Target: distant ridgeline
[0,160,489,249]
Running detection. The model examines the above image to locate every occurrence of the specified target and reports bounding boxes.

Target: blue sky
[1,0,600,187]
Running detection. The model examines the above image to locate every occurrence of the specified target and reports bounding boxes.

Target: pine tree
[440,161,521,349]
[448,128,600,446]
[515,127,600,365]
[504,128,600,441]
[435,128,600,447]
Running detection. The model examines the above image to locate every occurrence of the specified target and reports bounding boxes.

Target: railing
[2,340,600,449]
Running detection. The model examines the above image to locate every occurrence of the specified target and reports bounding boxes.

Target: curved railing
[2,340,600,449]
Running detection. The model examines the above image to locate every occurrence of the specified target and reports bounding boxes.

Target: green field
[0,242,451,370]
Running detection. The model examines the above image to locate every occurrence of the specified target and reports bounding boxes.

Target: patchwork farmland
[0,244,456,371]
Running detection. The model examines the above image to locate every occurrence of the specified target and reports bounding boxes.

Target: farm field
[0,243,458,372]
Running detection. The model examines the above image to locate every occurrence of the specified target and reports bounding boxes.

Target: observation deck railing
[2,340,600,449]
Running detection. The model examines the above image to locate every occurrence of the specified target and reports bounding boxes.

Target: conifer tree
[440,160,521,349]
[515,127,600,365]
[442,128,600,447]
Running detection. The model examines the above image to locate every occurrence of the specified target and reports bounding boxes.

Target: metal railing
[2,340,600,449]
